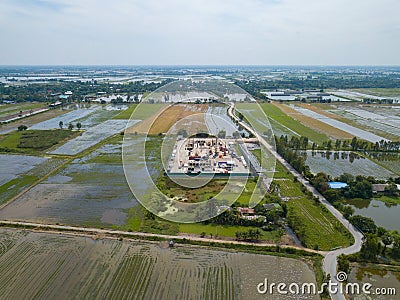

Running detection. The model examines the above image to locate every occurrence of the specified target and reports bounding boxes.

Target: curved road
[228,103,363,300]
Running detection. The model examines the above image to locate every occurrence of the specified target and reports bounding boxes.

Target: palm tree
[59,121,63,129]
[76,122,82,130]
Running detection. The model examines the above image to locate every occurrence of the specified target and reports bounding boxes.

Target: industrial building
[166,135,255,177]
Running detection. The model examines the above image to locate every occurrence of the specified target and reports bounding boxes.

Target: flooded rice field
[205,105,242,136]
[305,151,395,179]
[289,105,386,143]
[0,156,66,205]
[29,105,99,130]
[0,154,47,186]
[29,104,126,131]
[329,105,400,139]
[0,228,318,300]
[0,141,137,227]
[50,119,132,155]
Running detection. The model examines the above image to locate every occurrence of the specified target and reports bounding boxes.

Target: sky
[0,0,399,65]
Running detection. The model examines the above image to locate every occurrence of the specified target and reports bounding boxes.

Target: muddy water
[0,157,137,227]
[305,151,395,179]
[344,199,400,231]
[348,265,400,300]
[0,228,318,300]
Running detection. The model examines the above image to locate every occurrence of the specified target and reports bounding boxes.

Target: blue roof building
[328,182,348,189]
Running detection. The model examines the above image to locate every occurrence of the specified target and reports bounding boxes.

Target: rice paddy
[0,228,318,300]
[305,151,396,179]
[0,139,137,227]
[0,155,66,205]
[49,119,130,155]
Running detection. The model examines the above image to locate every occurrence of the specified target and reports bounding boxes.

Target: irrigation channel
[228,103,364,300]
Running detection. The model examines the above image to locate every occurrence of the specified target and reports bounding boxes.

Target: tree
[349,215,377,234]
[311,142,317,151]
[233,131,241,138]
[17,125,28,131]
[265,210,280,224]
[392,234,400,257]
[311,172,330,193]
[384,183,399,197]
[350,179,373,199]
[76,122,82,130]
[59,121,64,129]
[377,226,387,237]
[337,254,350,274]
[342,206,354,219]
[338,173,354,184]
[335,139,341,150]
[360,234,379,260]
[351,137,358,150]
[217,130,226,138]
[326,140,332,150]
[68,123,74,130]
[381,233,393,255]
[324,189,339,203]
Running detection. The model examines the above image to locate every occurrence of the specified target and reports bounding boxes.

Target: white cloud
[0,0,399,65]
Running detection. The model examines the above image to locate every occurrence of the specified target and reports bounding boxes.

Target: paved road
[228,103,363,300]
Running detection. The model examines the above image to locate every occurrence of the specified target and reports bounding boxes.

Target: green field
[0,175,38,205]
[116,103,166,120]
[374,195,400,205]
[350,88,400,98]
[0,102,44,118]
[236,102,328,144]
[0,129,79,153]
[179,223,281,242]
[273,161,292,179]
[112,104,138,119]
[287,196,353,250]
[272,161,353,250]
[260,103,328,144]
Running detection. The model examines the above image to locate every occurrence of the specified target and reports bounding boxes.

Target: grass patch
[179,223,281,242]
[0,129,79,153]
[287,194,354,250]
[87,154,122,164]
[157,175,258,206]
[112,104,138,119]
[260,103,328,144]
[0,175,38,205]
[273,161,292,179]
[251,149,261,163]
[350,88,400,98]
[374,195,400,205]
[119,205,144,231]
[0,102,44,118]
[157,176,228,203]
[271,161,354,250]
[140,215,180,235]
